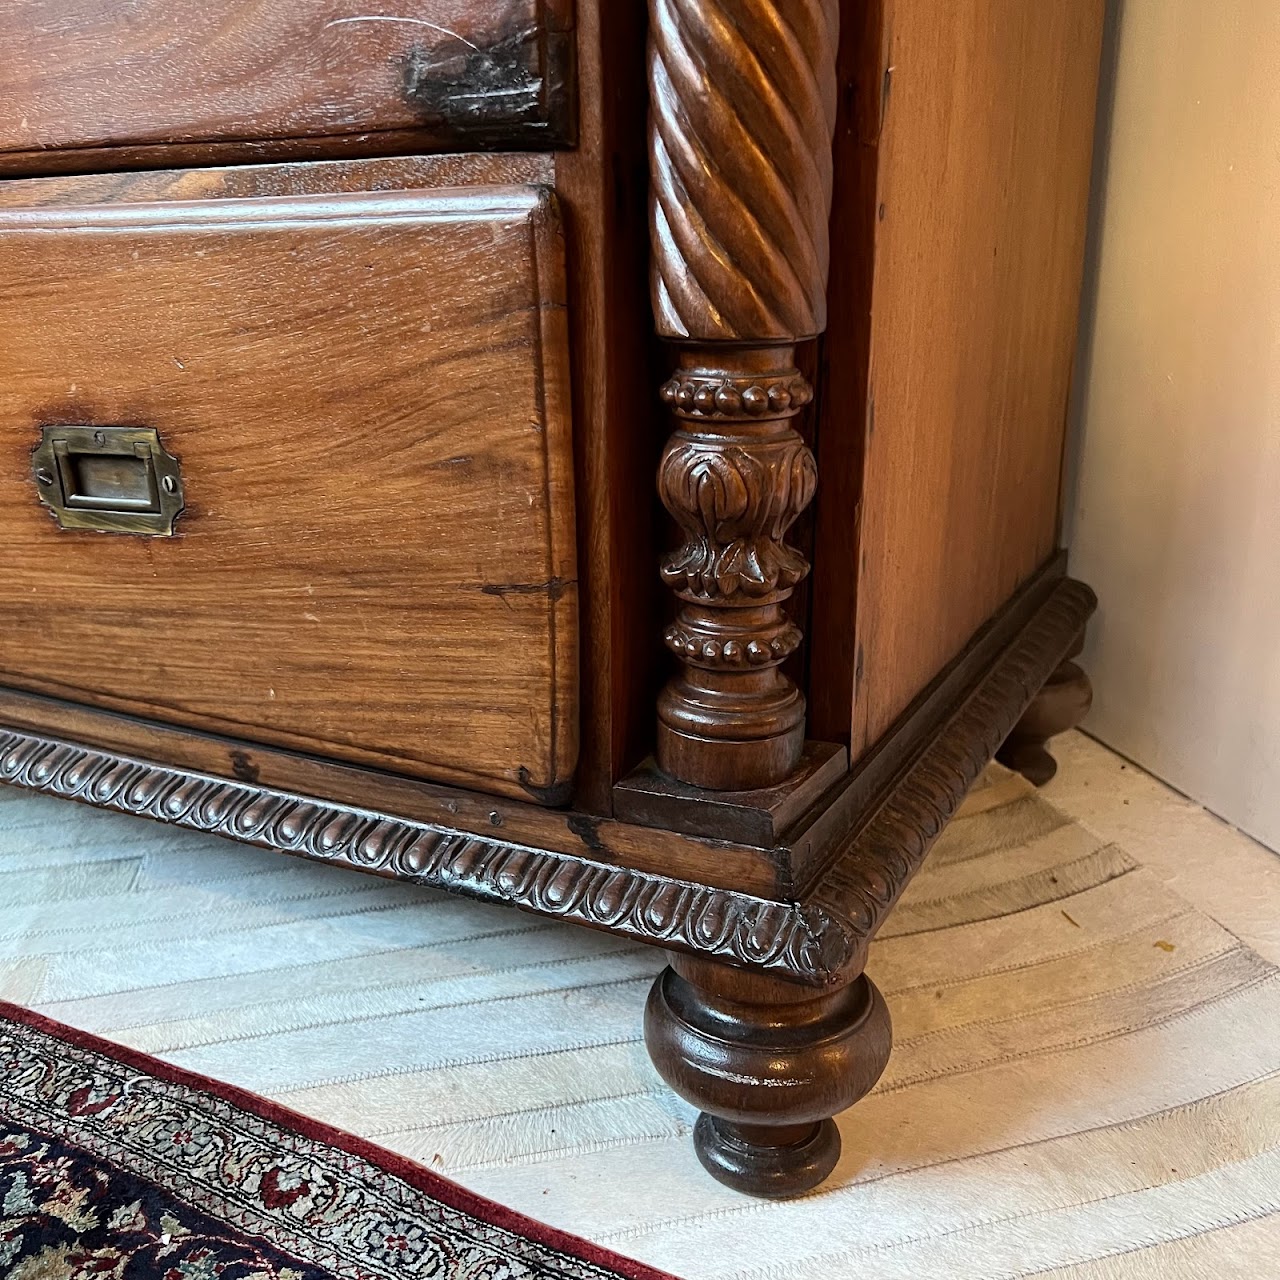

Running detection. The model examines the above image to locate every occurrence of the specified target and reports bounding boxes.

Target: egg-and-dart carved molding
[0,728,850,982]
[0,580,1093,987]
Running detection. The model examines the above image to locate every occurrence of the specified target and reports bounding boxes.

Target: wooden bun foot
[693,1115,841,1198]
[998,656,1093,786]
[644,955,892,1198]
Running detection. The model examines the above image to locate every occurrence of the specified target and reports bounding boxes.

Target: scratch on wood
[324,15,480,51]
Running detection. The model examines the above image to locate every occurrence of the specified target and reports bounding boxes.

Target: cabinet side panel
[805,0,883,743]
[849,0,1105,756]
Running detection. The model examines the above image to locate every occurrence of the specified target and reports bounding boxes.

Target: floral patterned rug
[0,1000,673,1280]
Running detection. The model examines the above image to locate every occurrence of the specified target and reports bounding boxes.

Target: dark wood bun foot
[693,1114,841,1198]
[998,657,1094,786]
[644,956,892,1198]
[997,739,1061,787]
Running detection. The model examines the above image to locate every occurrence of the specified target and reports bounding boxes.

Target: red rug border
[0,998,681,1280]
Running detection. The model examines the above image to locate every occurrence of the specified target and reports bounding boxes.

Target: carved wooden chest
[0,0,1105,1196]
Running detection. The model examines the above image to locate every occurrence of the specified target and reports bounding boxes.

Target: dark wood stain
[0,0,577,171]
[566,813,605,852]
[228,749,260,784]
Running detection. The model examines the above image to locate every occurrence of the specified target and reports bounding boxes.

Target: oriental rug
[0,1000,670,1280]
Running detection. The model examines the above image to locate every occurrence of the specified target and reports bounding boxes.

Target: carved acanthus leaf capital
[658,434,816,602]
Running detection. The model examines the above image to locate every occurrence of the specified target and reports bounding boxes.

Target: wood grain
[0,154,555,210]
[0,0,575,164]
[803,0,882,744]
[553,0,661,810]
[807,0,1106,755]
[646,0,840,790]
[0,178,578,802]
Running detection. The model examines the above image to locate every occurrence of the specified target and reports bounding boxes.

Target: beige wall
[1069,0,1280,851]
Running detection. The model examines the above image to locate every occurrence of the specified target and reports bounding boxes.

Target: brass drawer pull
[32,425,184,536]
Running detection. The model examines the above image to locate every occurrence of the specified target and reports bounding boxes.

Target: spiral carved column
[649,0,841,790]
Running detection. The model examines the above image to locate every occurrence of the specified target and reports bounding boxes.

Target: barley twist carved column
[649,0,840,790]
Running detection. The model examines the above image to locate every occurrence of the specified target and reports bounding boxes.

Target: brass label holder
[32,425,184,536]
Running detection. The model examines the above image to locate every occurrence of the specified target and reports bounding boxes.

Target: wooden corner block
[613,742,848,847]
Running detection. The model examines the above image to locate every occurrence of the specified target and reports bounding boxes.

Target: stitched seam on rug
[921,818,1073,869]
[2,851,327,886]
[35,921,553,1009]
[1014,1206,1280,1278]
[874,906,1201,996]
[449,1125,696,1174]
[1009,1200,1280,1279]
[892,943,1264,1049]
[129,947,656,1052]
[0,853,143,879]
[277,1035,650,1093]
[881,864,1140,938]
[123,860,401,891]
[140,972,656,1056]
[733,1170,1280,1278]
[0,859,348,912]
[0,883,434,944]
[911,824,1090,885]
[902,842,1135,906]
[877,970,1277,1094]
[596,1065,1280,1244]
[95,941,648,1037]
[888,845,1136,914]
[366,1086,674,1138]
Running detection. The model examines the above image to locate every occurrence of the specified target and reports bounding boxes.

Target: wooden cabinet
[0,0,1105,1198]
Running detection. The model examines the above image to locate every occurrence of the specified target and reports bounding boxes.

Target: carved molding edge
[0,578,1093,988]
[807,578,1099,974]
[0,729,850,981]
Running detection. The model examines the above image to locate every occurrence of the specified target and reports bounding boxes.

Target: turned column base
[655,716,806,794]
[644,955,892,1198]
[998,656,1094,786]
[656,659,807,791]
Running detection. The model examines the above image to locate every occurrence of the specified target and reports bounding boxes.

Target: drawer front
[0,0,574,160]
[0,178,578,802]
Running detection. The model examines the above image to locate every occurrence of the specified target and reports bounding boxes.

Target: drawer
[0,0,575,163]
[0,172,578,803]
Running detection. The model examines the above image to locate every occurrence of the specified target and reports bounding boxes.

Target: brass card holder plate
[32,425,184,536]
